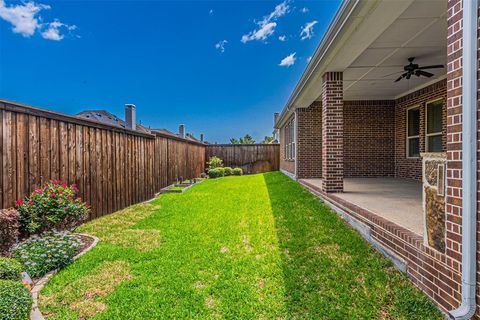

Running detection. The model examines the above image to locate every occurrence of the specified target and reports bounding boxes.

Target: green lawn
[40,172,442,319]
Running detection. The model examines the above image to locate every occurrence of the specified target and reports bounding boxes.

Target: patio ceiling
[277,0,448,127]
[342,0,447,100]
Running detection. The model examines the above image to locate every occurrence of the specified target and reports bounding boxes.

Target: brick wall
[344,100,395,177]
[322,72,344,192]
[394,80,447,181]
[279,115,295,175]
[296,102,322,179]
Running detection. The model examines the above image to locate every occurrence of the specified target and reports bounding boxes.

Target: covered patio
[300,178,423,235]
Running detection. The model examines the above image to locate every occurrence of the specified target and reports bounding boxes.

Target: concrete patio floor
[302,178,423,235]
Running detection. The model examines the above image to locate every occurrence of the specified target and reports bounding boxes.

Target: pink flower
[15,199,23,206]
[50,192,56,197]
[36,188,43,194]
[72,183,77,187]
[28,200,33,205]
[58,190,63,195]
[61,183,67,188]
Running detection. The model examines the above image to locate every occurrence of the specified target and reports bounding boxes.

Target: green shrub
[13,231,81,278]
[224,167,233,176]
[233,168,243,176]
[0,208,20,256]
[208,168,225,179]
[0,257,23,281]
[16,180,90,235]
[207,156,223,170]
[0,280,32,320]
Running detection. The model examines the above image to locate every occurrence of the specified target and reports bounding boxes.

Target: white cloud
[0,0,75,40]
[307,56,312,62]
[301,7,309,13]
[241,1,289,43]
[215,40,227,53]
[241,22,276,43]
[209,9,214,15]
[41,20,76,41]
[0,0,48,36]
[300,20,318,40]
[279,52,296,67]
[278,35,286,41]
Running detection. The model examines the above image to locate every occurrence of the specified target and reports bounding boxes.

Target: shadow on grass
[262,171,443,320]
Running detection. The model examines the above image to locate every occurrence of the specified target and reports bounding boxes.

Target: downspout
[449,0,478,319]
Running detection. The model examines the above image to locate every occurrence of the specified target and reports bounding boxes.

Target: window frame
[283,117,295,161]
[425,98,444,153]
[406,105,421,159]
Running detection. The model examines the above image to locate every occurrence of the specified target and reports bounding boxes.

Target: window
[426,99,443,152]
[406,106,420,158]
[284,117,295,160]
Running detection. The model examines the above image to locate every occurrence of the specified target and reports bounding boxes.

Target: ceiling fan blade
[418,65,444,70]
[416,70,434,77]
[394,72,408,82]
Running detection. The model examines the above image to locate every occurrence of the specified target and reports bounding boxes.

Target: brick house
[274,0,479,318]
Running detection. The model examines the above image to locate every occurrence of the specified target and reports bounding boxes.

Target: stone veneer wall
[394,79,447,181]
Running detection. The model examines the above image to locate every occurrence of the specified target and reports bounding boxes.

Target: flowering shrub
[13,231,81,278]
[207,156,223,170]
[16,180,90,235]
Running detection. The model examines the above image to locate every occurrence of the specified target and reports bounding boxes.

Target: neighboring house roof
[76,110,151,134]
[150,128,178,138]
[150,129,204,143]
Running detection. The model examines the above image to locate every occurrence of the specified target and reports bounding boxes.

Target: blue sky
[0,0,340,143]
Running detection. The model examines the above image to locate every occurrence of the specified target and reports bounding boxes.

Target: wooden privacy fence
[0,100,205,220]
[205,144,280,174]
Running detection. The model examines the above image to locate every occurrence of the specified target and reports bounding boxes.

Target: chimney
[200,133,204,142]
[274,112,279,126]
[179,124,186,139]
[125,104,136,130]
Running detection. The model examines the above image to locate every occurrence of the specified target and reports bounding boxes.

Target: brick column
[321,72,344,193]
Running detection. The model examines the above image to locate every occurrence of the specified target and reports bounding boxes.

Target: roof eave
[275,0,360,128]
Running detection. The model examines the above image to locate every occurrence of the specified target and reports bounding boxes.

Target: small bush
[207,156,223,170]
[13,231,81,278]
[16,180,90,235]
[208,168,225,179]
[233,168,243,176]
[224,167,233,176]
[0,257,23,281]
[0,208,20,256]
[0,280,32,320]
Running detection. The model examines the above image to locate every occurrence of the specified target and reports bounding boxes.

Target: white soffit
[295,0,418,108]
[343,0,447,100]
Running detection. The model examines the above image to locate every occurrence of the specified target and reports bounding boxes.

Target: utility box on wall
[421,153,447,253]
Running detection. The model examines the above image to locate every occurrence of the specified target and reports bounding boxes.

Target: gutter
[448,0,478,319]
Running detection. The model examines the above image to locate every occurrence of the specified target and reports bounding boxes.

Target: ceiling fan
[393,57,444,82]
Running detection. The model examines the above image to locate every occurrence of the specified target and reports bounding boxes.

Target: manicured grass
[40,172,442,319]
